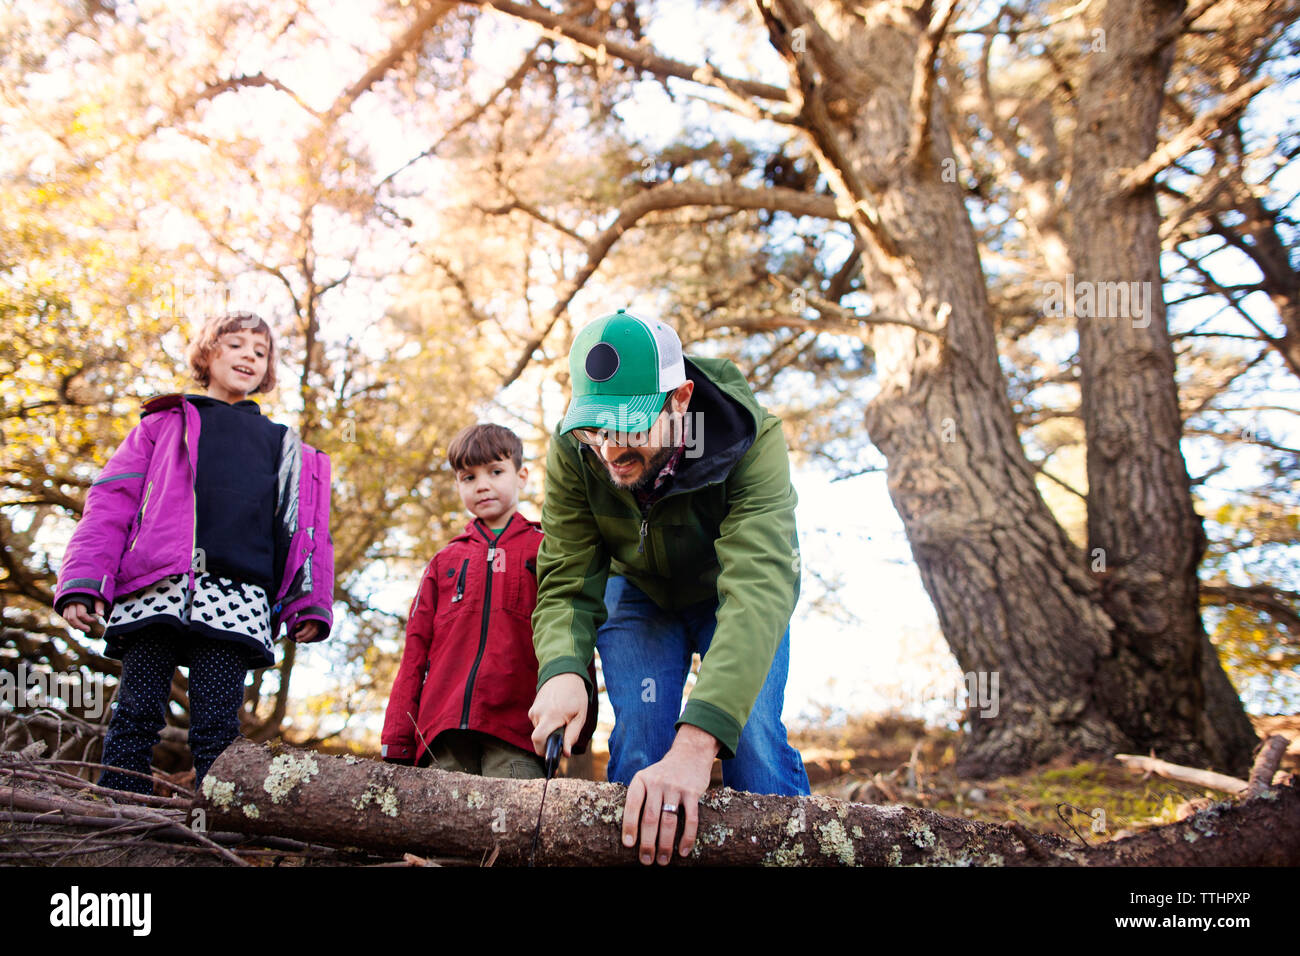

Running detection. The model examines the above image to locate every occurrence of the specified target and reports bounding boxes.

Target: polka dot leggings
[98,628,249,795]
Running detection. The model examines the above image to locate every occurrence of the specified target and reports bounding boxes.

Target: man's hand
[291,621,323,643]
[623,724,718,865]
[528,673,588,757]
[61,600,105,634]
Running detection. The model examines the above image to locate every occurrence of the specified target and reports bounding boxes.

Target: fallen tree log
[198,740,1300,866]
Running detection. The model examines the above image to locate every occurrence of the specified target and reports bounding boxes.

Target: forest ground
[790,712,1300,843]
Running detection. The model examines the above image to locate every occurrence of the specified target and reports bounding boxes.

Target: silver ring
[662,804,678,814]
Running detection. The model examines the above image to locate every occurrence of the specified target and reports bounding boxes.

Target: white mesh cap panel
[651,320,686,390]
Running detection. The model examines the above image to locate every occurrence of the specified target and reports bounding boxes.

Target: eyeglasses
[572,397,670,448]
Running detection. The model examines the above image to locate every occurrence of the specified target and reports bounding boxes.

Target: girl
[56,314,334,795]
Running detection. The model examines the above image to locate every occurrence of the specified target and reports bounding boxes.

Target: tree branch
[1201,582,1300,634]
[1152,0,1226,47]
[325,0,455,122]
[374,43,541,193]
[1118,77,1270,193]
[907,0,961,168]
[470,0,790,103]
[766,274,945,337]
[178,72,321,121]
[499,183,844,386]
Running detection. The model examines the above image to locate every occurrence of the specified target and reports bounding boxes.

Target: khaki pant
[426,729,545,779]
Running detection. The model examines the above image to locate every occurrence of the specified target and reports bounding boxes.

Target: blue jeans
[596,575,810,795]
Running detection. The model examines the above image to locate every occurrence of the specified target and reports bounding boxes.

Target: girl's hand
[62,600,105,634]
[291,621,322,643]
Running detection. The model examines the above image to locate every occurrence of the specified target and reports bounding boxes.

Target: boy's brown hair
[187,313,278,394]
[447,424,524,472]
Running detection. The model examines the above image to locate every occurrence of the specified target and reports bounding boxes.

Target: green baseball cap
[561,310,686,435]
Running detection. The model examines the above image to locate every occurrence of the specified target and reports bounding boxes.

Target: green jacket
[532,356,801,759]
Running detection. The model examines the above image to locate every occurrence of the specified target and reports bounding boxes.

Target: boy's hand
[291,621,323,643]
[62,600,105,634]
[528,673,588,758]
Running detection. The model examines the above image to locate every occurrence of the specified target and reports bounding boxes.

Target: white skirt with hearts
[104,572,274,668]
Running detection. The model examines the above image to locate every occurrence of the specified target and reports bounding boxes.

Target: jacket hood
[141,393,263,418]
[660,356,760,494]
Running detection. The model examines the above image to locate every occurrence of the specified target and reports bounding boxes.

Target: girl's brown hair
[187,313,278,394]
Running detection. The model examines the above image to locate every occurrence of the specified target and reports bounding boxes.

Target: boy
[381,423,593,777]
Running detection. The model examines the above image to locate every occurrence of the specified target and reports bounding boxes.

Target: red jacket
[381,515,595,763]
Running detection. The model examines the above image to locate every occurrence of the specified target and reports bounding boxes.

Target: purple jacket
[54,394,334,643]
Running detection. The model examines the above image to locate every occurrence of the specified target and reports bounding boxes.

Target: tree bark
[759,0,1132,776]
[1066,0,1257,774]
[197,740,1300,866]
[734,0,1259,777]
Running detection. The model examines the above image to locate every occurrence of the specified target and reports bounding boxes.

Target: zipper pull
[452,559,468,602]
[487,545,496,565]
[637,519,648,555]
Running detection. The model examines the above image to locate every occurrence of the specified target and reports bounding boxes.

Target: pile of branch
[0,751,469,866]
[191,737,1299,866]
[1,708,112,767]
[818,740,937,806]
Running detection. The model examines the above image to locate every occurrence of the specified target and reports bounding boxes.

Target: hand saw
[528,728,565,867]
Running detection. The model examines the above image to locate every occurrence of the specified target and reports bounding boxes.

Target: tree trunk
[773,0,1126,776]
[1066,0,1257,774]
[758,0,1257,776]
[196,741,1300,866]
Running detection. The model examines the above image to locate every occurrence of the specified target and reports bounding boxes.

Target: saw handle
[544,728,565,779]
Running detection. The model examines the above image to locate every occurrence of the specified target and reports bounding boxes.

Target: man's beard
[608,443,677,493]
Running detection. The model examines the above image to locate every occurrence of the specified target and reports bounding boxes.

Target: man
[529,309,810,867]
